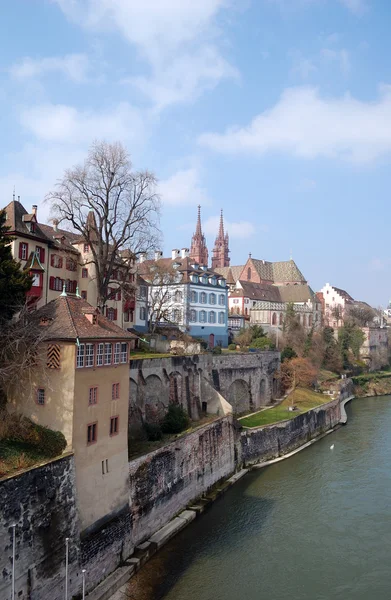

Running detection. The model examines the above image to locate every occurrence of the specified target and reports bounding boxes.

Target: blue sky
[1,0,390,305]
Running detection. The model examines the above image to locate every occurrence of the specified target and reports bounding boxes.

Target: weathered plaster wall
[240,397,341,466]
[0,454,80,600]
[128,416,236,545]
[129,352,280,436]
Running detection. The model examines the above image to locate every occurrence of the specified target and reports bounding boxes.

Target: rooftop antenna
[13,186,15,201]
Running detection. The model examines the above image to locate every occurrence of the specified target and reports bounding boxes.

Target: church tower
[211,210,230,269]
[189,205,209,266]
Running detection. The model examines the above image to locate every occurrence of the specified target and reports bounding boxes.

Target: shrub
[161,404,190,434]
[212,346,222,355]
[250,337,275,350]
[144,422,163,441]
[30,424,67,457]
[0,413,67,457]
[228,343,236,351]
[281,346,297,362]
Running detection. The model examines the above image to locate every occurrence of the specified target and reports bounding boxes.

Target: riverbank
[105,392,347,600]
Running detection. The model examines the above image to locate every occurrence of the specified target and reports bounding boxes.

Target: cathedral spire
[189,205,208,266]
[211,209,230,269]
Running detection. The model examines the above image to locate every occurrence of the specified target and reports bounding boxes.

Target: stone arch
[144,374,166,423]
[228,379,251,414]
[259,378,267,405]
[169,371,183,406]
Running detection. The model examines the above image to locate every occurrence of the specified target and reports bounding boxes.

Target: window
[279,313,283,325]
[76,344,85,368]
[114,342,121,364]
[87,422,97,444]
[200,292,207,304]
[218,312,225,324]
[272,313,277,325]
[120,343,128,363]
[65,279,77,294]
[32,273,41,287]
[96,343,104,366]
[247,267,251,281]
[209,311,216,324]
[219,294,225,306]
[82,268,88,278]
[102,459,109,475]
[66,257,76,271]
[174,290,183,302]
[309,315,313,326]
[35,246,45,263]
[83,243,90,253]
[191,290,198,303]
[112,383,120,399]
[210,277,217,286]
[199,310,207,323]
[210,294,216,305]
[86,343,94,367]
[81,290,87,300]
[140,306,146,320]
[139,286,147,298]
[49,276,63,291]
[110,416,119,436]
[190,309,197,322]
[124,310,133,322]
[37,388,45,405]
[303,315,307,327]
[107,307,116,321]
[47,344,61,369]
[50,254,63,268]
[115,289,121,301]
[104,343,112,365]
[201,276,208,284]
[89,387,98,405]
[19,242,28,261]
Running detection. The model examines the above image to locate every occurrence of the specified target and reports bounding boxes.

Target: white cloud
[203,215,256,239]
[9,53,90,82]
[19,102,145,145]
[321,48,350,74]
[338,0,367,15]
[199,85,391,164]
[159,168,211,206]
[128,47,238,110]
[54,0,237,109]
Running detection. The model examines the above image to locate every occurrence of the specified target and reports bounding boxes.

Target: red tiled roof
[30,295,137,341]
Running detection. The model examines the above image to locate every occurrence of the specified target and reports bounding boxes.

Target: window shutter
[41,248,45,263]
[50,255,54,267]
[114,309,118,320]
[59,257,63,268]
[117,290,121,301]
[49,276,54,290]
[18,243,23,259]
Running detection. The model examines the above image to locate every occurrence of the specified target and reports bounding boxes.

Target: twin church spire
[189,206,230,269]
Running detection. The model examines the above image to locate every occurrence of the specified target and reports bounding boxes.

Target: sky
[1,0,390,306]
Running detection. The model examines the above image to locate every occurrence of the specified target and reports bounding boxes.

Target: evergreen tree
[0,210,32,324]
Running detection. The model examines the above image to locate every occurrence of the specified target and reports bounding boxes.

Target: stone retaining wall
[240,397,341,466]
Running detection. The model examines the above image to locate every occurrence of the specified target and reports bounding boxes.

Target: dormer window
[83,243,89,253]
[27,222,35,233]
[201,276,208,284]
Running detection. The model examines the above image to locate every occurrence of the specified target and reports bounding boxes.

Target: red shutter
[114,309,118,321]
[49,276,54,290]
[117,289,121,301]
[19,243,23,259]
[41,248,45,264]
[50,255,54,267]
[59,257,63,268]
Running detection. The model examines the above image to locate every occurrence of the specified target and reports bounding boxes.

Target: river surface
[125,396,391,600]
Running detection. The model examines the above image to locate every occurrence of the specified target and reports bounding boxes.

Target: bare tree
[141,261,184,333]
[346,304,376,327]
[329,304,344,327]
[46,140,161,310]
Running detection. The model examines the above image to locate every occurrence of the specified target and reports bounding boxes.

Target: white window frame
[104,343,112,365]
[76,344,85,368]
[96,343,104,366]
[120,343,128,363]
[114,342,121,364]
[85,343,94,367]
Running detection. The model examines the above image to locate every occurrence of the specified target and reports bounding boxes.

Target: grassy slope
[0,440,50,478]
[239,387,331,428]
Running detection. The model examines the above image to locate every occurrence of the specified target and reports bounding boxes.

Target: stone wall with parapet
[240,397,341,466]
[129,352,280,437]
[128,415,236,545]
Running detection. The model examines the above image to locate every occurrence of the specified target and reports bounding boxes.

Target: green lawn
[129,352,174,360]
[239,387,332,428]
[318,369,339,383]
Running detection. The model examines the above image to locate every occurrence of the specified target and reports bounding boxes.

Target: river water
[125,396,391,600]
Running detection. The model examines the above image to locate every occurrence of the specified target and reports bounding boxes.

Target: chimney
[32,205,37,218]
[139,252,147,264]
[171,249,180,260]
[181,248,189,259]
[154,250,163,261]
[53,219,58,232]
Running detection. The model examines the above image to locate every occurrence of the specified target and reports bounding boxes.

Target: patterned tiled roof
[214,265,244,284]
[278,284,318,303]
[234,281,282,302]
[30,295,137,341]
[249,258,306,283]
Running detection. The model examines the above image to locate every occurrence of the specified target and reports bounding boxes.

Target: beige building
[8,292,136,533]
[3,198,148,333]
